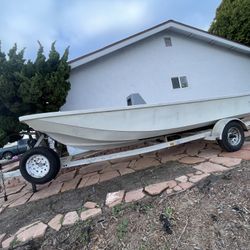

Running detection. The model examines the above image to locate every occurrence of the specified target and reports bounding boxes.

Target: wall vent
[164,37,172,47]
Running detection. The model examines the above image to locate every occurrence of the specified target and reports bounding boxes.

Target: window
[171,77,180,89]
[171,76,189,89]
[164,37,172,47]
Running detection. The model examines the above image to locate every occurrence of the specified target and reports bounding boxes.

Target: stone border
[0,158,240,249]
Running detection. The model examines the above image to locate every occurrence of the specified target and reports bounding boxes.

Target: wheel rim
[227,127,241,146]
[4,153,12,160]
[26,154,50,178]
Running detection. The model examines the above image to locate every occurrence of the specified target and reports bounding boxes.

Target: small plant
[10,237,21,248]
[72,220,92,245]
[163,206,174,219]
[117,218,129,240]
[112,204,123,217]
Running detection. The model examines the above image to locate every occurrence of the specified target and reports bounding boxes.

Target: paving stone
[85,174,100,187]
[160,154,187,164]
[62,211,79,226]
[29,182,63,202]
[8,192,33,208]
[99,165,114,174]
[81,172,99,178]
[198,148,221,159]
[111,162,130,170]
[178,182,194,190]
[128,159,137,169]
[78,161,111,175]
[48,214,63,231]
[209,156,241,168]
[131,157,159,170]
[56,170,76,182]
[2,161,19,173]
[186,142,205,156]
[118,167,135,176]
[0,184,25,198]
[84,201,98,209]
[124,188,145,203]
[2,191,31,208]
[245,130,250,137]
[169,145,186,155]
[16,222,47,242]
[241,141,250,150]
[78,176,90,188]
[206,142,221,150]
[165,180,177,188]
[220,149,250,160]
[16,221,40,235]
[144,182,168,196]
[143,151,157,158]
[2,235,15,249]
[194,162,229,173]
[4,176,26,188]
[173,185,183,191]
[105,190,125,208]
[61,175,82,192]
[175,175,188,183]
[187,173,194,177]
[178,156,206,165]
[189,173,210,183]
[99,170,119,182]
[80,208,102,220]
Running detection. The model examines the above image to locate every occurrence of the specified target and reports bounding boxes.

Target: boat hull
[19,94,250,150]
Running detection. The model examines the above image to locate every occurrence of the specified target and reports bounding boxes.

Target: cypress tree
[0,42,71,147]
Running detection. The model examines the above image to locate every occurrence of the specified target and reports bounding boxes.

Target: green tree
[209,0,250,47]
[0,42,71,147]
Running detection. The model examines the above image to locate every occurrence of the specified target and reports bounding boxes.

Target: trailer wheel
[218,121,245,152]
[20,147,60,184]
[3,151,13,160]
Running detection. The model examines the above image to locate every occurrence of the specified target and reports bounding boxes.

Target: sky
[0,0,222,61]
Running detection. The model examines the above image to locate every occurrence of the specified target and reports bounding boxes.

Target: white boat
[19,93,250,150]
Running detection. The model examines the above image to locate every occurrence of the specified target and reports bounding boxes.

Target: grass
[117,218,129,240]
[112,204,124,217]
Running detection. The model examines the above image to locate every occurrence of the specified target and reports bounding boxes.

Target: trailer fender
[207,118,247,140]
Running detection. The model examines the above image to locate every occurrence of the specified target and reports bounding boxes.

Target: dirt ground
[0,161,194,236]
[7,161,249,250]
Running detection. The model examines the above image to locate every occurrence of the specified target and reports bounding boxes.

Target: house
[62,20,250,112]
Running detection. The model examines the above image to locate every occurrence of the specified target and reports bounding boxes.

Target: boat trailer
[2,118,250,191]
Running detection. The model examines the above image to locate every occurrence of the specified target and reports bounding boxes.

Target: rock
[48,214,63,231]
[80,208,102,220]
[105,190,125,207]
[144,182,168,196]
[62,211,79,226]
[124,188,145,203]
[83,201,98,209]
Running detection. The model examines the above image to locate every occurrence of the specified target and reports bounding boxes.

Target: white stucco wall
[62,31,250,111]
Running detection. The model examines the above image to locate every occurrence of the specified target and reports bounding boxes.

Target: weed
[72,220,92,245]
[117,218,129,240]
[10,237,21,248]
[163,206,174,219]
[112,204,123,217]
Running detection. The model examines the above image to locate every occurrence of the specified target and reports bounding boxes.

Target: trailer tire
[218,121,245,152]
[3,151,13,160]
[20,147,60,184]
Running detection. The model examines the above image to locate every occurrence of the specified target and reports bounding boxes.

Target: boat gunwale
[19,92,250,122]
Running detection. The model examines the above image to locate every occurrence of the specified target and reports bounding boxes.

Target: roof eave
[69,20,250,69]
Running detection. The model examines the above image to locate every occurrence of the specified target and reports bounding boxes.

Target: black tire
[20,147,61,184]
[3,151,13,160]
[217,121,245,152]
